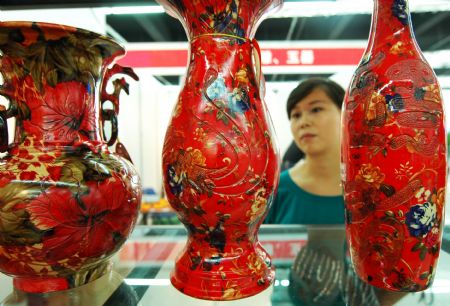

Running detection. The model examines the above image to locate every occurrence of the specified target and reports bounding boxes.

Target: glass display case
[1,225,450,305]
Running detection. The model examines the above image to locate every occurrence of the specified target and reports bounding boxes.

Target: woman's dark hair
[286,78,345,119]
[281,140,304,171]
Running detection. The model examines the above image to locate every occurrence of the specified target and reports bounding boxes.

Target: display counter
[1,225,450,305]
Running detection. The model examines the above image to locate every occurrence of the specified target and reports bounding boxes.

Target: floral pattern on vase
[0,21,141,293]
[341,0,447,291]
[158,0,281,300]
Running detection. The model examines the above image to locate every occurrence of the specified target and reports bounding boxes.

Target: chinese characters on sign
[262,49,315,65]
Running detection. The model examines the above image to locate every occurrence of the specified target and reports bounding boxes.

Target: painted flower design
[365,92,386,122]
[386,93,404,113]
[0,183,42,245]
[235,68,249,85]
[193,127,207,142]
[247,187,267,221]
[392,0,408,25]
[167,148,207,197]
[405,202,437,237]
[228,87,250,113]
[389,41,412,56]
[22,78,96,143]
[246,253,265,275]
[222,284,243,300]
[198,0,244,37]
[185,148,207,170]
[4,143,64,182]
[167,164,185,196]
[0,249,36,277]
[432,187,445,212]
[415,187,431,203]
[394,161,413,181]
[355,163,385,188]
[424,227,440,248]
[234,25,245,40]
[422,84,441,103]
[0,170,16,188]
[206,76,227,101]
[26,179,138,261]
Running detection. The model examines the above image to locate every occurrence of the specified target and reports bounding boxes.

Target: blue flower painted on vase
[214,11,232,32]
[385,93,404,113]
[405,202,437,237]
[234,25,246,43]
[167,164,184,196]
[414,87,426,100]
[228,87,250,113]
[392,0,408,26]
[206,77,227,101]
[230,0,238,14]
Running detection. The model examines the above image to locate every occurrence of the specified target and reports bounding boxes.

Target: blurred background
[1,0,450,224]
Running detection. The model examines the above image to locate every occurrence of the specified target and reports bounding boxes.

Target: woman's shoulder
[279,169,292,181]
[278,170,299,192]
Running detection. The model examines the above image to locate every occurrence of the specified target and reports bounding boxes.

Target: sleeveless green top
[264,170,345,224]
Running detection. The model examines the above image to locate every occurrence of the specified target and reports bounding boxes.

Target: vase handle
[251,39,266,98]
[0,108,8,153]
[0,82,16,153]
[100,64,139,146]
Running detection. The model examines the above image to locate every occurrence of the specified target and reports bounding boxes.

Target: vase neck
[368,0,416,53]
[158,0,281,40]
[182,37,261,107]
[188,37,256,74]
[15,76,105,148]
[0,22,125,150]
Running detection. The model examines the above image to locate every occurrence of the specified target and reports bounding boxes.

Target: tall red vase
[158,0,281,300]
[341,0,447,291]
[0,21,142,293]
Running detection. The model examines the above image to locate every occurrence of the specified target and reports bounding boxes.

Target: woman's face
[290,87,341,157]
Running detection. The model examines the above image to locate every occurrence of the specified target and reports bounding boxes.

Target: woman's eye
[311,107,323,113]
[291,112,301,119]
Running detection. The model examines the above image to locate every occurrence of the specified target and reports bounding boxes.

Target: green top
[265,170,345,224]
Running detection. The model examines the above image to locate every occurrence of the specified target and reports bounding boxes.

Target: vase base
[170,256,274,301]
[12,261,112,293]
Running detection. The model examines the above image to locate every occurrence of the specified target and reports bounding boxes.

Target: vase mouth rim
[156,0,283,40]
[0,21,125,55]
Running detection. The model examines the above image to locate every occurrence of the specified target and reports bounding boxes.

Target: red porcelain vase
[341,0,447,291]
[158,0,281,300]
[0,21,142,293]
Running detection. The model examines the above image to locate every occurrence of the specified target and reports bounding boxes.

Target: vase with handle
[158,0,282,300]
[0,21,142,293]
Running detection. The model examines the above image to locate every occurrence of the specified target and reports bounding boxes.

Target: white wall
[117,71,179,193]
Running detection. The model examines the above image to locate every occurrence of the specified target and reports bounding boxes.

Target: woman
[265,78,399,306]
[265,77,345,224]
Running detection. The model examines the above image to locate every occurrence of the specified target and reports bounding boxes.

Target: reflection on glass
[0,225,447,305]
[0,270,137,306]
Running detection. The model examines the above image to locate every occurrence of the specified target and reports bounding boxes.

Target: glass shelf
[1,225,450,305]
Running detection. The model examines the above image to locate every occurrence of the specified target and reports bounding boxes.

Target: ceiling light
[272,0,450,18]
[97,0,450,17]
[99,6,165,15]
[124,278,171,286]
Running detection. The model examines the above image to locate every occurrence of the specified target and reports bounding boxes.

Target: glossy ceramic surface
[159,0,281,300]
[341,0,447,291]
[0,21,142,293]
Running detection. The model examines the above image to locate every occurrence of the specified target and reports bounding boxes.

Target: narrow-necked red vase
[0,21,141,293]
[158,0,281,300]
[341,0,447,291]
